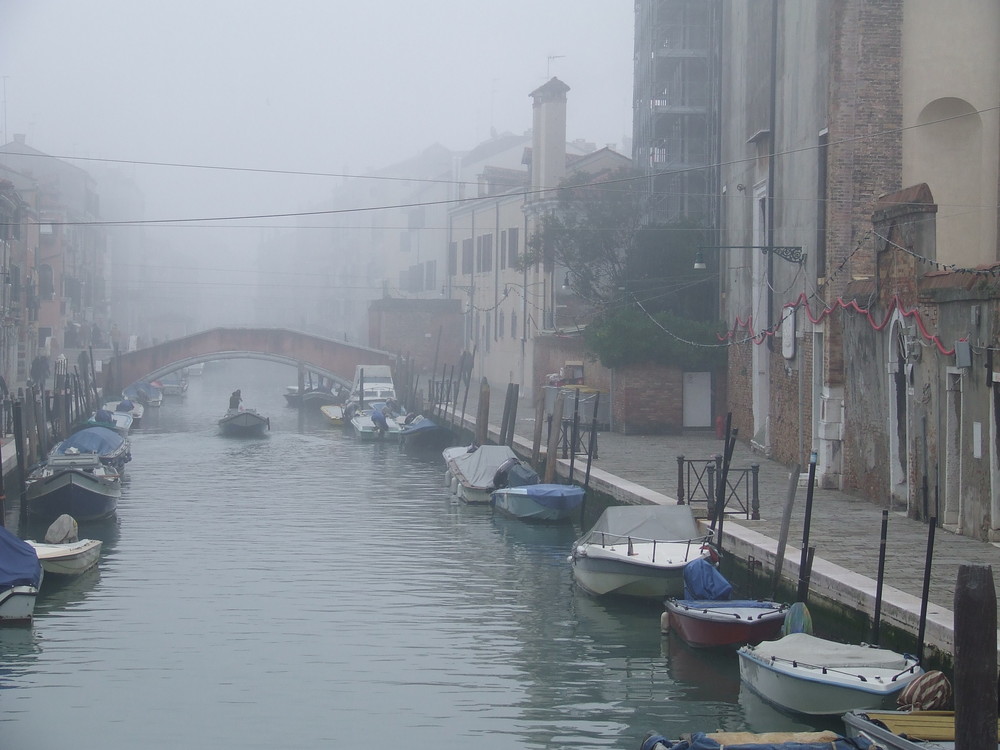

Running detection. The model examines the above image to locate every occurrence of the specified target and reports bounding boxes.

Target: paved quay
[453,388,1000,665]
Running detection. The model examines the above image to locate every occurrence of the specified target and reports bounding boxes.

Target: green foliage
[583,306,727,371]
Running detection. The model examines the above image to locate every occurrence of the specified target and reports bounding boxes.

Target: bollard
[750,463,760,519]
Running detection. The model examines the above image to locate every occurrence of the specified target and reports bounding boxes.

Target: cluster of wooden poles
[0,349,104,528]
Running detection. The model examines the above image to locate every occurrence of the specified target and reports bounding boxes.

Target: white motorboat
[443,444,537,505]
[87,408,133,437]
[491,483,584,523]
[0,525,43,626]
[27,539,102,576]
[738,632,923,716]
[104,398,144,427]
[26,514,102,577]
[350,403,403,441]
[569,504,715,599]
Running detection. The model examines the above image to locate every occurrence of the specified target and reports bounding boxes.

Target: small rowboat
[663,598,789,648]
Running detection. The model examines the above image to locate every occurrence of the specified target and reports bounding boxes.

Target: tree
[522,166,724,369]
[523,166,642,310]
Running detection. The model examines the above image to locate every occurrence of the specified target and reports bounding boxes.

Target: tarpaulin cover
[682,558,733,600]
[497,484,584,511]
[116,399,134,412]
[448,445,519,489]
[93,409,114,424]
[640,731,875,750]
[0,525,42,589]
[55,426,125,456]
[747,632,911,670]
[578,505,702,545]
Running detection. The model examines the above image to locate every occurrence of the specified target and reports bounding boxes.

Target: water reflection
[0,360,830,749]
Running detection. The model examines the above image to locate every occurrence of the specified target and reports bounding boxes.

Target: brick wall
[368,298,463,377]
[827,0,903,389]
[611,362,684,434]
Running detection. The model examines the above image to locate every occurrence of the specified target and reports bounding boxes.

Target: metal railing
[676,454,760,520]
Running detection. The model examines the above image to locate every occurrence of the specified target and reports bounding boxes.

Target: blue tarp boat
[0,525,43,625]
[491,483,585,523]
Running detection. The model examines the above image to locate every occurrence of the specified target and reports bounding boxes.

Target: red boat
[662,598,788,649]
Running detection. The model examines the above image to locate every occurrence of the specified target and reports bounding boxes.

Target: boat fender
[659,611,670,635]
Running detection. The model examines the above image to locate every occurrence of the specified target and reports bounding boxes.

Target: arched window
[511,312,518,339]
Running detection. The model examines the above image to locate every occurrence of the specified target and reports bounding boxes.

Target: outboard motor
[493,457,540,490]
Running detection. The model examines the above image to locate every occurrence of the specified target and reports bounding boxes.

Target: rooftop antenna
[546,55,565,78]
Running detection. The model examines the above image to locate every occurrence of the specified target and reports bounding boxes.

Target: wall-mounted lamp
[694,245,806,271]
[561,273,570,292]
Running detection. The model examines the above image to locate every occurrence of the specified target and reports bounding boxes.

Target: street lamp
[694,245,806,270]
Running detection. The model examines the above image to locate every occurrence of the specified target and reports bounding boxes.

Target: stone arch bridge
[102,328,395,395]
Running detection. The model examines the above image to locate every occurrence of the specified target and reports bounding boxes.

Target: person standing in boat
[229,389,242,411]
[370,402,389,437]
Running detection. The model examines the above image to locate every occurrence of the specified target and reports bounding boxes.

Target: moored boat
[570,504,715,599]
[350,402,403,441]
[640,729,876,750]
[26,451,122,523]
[842,708,997,749]
[662,558,789,648]
[218,408,270,437]
[738,632,923,716]
[86,407,133,437]
[491,483,584,523]
[26,515,102,577]
[319,404,345,426]
[104,398,143,427]
[0,525,43,626]
[443,444,535,505]
[398,414,455,453]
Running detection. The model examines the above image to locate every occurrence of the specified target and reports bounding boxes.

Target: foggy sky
[0,1,634,223]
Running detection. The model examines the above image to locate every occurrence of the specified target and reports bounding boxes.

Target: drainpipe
[766,0,778,345]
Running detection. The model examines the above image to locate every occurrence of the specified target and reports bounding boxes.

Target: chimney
[529,77,570,197]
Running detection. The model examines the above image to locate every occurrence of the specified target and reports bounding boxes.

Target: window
[462,238,473,274]
[498,311,505,340]
[448,242,458,275]
[481,234,492,272]
[424,260,437,291]
[500,230,507,270]
[508,228,519,267]
[511,311,518,339]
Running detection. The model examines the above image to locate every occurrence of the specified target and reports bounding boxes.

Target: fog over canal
[1,360,826,749]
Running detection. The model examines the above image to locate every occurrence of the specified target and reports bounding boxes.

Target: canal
[1,360,828,749]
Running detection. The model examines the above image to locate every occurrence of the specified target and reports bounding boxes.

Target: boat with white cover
[738,632,923,716]
[570,505,715,599]
[444,444,537,505]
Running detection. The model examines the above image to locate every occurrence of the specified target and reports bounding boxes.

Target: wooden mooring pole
[954,563,997,749]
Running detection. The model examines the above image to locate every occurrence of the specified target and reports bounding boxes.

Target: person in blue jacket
[370,403,389,436]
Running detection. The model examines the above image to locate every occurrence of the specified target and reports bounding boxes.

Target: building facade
[713,0,1000,540]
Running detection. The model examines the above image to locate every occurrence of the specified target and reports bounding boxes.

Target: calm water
[0,361,821,750]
